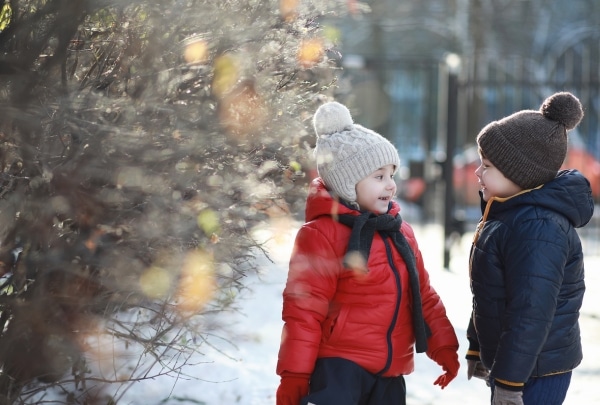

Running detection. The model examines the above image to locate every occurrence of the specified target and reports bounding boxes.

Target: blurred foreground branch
[0,0,346,402]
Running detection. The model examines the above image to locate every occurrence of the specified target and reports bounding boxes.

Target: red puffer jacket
[277,178,458,378]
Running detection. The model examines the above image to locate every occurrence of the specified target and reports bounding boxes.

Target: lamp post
[443,53,461,270]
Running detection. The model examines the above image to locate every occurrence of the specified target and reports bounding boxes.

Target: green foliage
[0,2,11,32]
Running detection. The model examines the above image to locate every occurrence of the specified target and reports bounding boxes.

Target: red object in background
[452,146,481,206]
[562,147,600,199]
[398,177,427,203]
[307,136,600,207]
[453,142,600,206]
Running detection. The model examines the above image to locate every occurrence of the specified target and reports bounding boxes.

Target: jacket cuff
[468,335,479,347]
[279,371,311,379]
[465,349,480,361]
[494,378,525,392]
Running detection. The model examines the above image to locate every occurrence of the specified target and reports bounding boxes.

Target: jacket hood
[483,169,594,228]
[305,177,401,221]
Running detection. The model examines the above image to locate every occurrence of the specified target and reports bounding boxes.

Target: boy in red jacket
[276,101,460,405]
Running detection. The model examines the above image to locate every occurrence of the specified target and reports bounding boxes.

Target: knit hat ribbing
[313,102,401,203]
[476,92,584,189]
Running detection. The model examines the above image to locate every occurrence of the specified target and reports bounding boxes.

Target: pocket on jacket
[322,306,348,344]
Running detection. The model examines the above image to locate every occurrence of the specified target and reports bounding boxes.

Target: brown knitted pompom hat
[477,92,584,189]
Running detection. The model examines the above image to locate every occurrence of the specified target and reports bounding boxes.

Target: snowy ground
[114,215,600,405]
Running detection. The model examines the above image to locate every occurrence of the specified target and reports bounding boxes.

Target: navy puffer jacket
[468,169,594,385]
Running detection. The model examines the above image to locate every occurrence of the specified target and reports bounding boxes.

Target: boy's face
[475,154,522,201]
[355,164,396,214]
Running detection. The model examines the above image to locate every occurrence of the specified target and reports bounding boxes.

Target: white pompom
[313,101,354,136]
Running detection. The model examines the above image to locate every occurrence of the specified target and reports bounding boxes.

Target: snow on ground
[115,216,600,405]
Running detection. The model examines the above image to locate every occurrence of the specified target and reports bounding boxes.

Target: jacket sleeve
[490,218,568,385]
[403,224,459,359]
[276,223,342,377]
[466,315,481,360]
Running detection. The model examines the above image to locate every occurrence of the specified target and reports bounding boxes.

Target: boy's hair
[313,101,400,203]
[476,92,583,189]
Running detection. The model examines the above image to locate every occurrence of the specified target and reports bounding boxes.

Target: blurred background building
[322,0,600,264]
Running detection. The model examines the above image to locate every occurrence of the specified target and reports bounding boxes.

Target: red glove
[276,372,310,405]
[432,348,460,389]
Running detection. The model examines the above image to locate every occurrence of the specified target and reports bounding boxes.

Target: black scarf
[338,211,429,353]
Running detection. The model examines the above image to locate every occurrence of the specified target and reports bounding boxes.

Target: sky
[42,212,600,404]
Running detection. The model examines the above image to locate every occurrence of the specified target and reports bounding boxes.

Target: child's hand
[467,358,490,382]
[432,348,460,389]
[276,373,310,405]
[492,385,524,405]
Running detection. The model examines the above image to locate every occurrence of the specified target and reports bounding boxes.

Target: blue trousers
[300,357,406,405]
[491,372,572,405]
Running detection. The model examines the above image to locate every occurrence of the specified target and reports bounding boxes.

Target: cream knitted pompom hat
[313,101,400,203]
